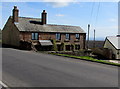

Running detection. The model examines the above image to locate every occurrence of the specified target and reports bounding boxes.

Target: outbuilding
[104,36,120,59]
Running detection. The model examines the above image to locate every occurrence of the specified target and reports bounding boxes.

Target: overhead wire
[87,1,95,48]
[93,1,100,47]
[94,1,100,29]
[89,1,95,24]
[87,1,101,47]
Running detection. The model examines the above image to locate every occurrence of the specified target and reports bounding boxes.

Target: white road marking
[0,81,10,89]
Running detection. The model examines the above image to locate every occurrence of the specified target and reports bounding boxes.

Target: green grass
[0,40,2,44]
[50,53,120,66]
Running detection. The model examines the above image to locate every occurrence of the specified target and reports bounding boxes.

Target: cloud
[48,2,70,8]
[109,18,117,22]
[56,14,65,17]
[42,0,78,8]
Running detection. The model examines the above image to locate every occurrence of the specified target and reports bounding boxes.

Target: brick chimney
[41,10,47,25]
[12,6,19,23]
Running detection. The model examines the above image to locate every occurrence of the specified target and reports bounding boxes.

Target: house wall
[118,50,120,59]
[20,32,86,50]
[104,39,120,59]
[40,33,86,49]
[2,17,20,47]
[39,33,55,40]
[20,32,31,41]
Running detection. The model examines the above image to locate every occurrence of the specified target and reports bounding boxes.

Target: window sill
[64,39,70,42]
[32,40,39,41]
[56,40,61,42]
[74,39,80,42]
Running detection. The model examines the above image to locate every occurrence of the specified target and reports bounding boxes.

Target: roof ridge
[107,36,117,37]
[11,16,80,27]
[47,24,80,27]
[18,16,41,19]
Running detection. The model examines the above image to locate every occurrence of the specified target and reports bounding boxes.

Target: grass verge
[50,53,120,66]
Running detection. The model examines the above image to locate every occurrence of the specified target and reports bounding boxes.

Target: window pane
[76,34,80,39]
[66,34,67,39]
[35,33,38,40]
[32,33,34,40]
[56,34,57,39]
[59,34,60,40]
[66,34,70,40]
[58,34,60,40]
[56,33,60,40]
[32,33,38,40]
[56,33,58,40]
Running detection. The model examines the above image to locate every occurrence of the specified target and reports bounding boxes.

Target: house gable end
[2,16,20,46]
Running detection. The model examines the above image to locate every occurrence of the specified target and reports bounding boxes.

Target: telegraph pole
[93,29,95,48]
[87,24,90,49]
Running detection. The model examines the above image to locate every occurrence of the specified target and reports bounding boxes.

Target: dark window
[76,34,80,39]
[66,34,70,40]
[56,33,61,40]
[75,45,80,50]
[65,45,71,51]
[32,33,39,40]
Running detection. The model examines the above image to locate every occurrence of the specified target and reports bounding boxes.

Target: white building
[104,36,120,59]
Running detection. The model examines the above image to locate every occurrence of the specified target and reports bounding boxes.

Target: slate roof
[106,36,120,49]
[12,16,85,33]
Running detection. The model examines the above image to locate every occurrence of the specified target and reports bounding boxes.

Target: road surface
[2,48,118,87]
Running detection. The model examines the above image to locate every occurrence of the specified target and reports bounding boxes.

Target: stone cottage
[2,6,86,51]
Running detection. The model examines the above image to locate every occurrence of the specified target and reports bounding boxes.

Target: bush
[19,41,32,50]
[61,42,65,51]
[91,48,113,59]
[51,39,58,51]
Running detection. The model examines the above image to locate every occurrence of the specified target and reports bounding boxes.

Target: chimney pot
[14,6,17,9]
[43,10,46,13]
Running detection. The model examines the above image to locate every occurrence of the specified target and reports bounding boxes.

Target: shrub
[51,39,58,51]
[61,42,65,51]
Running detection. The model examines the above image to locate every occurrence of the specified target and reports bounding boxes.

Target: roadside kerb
[50,53,120,67]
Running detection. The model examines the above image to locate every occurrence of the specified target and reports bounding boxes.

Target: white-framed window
[56,33,61,40]
[32,33,39,40]
[66,34,70,40]
[76,34,80,39]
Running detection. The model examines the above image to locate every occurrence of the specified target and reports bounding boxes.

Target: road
[2,48,118,87]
